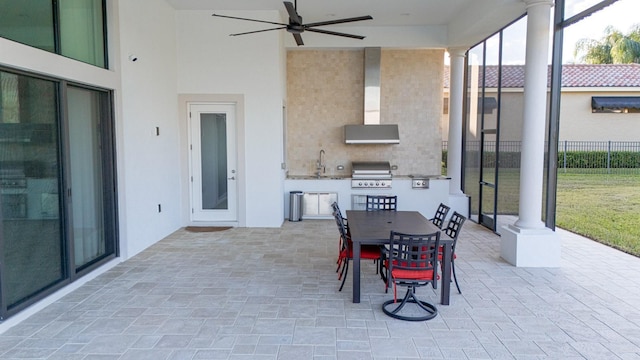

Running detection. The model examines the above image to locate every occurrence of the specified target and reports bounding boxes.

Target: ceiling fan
[212,1,373,46]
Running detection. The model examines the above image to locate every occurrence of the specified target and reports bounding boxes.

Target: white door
[188,103,237,222]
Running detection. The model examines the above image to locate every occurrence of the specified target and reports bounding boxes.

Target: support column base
[500,224,561,267]
[447,193,469,220]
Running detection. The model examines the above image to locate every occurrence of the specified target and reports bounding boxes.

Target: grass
[556,173,640,257]
[456,167,640,257]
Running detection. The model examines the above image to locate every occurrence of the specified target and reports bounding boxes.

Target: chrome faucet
[316,149,326,178]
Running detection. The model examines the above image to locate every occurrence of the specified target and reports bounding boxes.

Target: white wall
[118,0,182,257]
[175,10,286,227]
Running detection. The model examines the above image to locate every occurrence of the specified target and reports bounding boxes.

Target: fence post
[607,140,611,174]
[563,140,567,173]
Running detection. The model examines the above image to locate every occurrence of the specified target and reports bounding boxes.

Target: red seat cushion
[437,252,456,261]
[354,245,382,260]
[391,268,435,280]
[437,245,456,261]
[340,242,381,261]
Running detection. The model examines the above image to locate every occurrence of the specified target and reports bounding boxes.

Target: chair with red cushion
[333,206,384,291]
[430,203,450,229]
[382,230,440,321]
[439,211,466,294]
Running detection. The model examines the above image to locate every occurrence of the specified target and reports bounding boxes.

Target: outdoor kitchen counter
[285,175,449,179]
[283,176,450,220]
[286,175,351,180]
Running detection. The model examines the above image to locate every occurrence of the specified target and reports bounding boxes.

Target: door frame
[178,94,246,227]
[188,102,237,222]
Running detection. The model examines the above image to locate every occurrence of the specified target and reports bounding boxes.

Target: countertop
[286,175,449,180]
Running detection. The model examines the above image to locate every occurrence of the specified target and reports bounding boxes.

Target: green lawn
[456,167,640,257]
[556,173,640,257]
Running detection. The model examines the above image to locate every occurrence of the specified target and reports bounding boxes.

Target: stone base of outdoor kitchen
[500,225,561,267]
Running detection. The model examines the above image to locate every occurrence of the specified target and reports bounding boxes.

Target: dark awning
[478,97,498,114]
[591,96,640,110]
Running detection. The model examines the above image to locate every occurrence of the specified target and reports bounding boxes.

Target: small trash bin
[289,191,303,222]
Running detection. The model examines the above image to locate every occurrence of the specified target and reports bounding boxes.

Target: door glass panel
[464,44,484,222]
[480,132,497,228]
[67,86,108,268]
[481,132,497,185]
[200,113,228,210]
[0,71,64,309]
[497,18,526,222]
[480,185,496,229]
[478,32,500,231]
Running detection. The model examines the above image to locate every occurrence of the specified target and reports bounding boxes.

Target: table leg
[440,244,452,305]
[352,242,361,303]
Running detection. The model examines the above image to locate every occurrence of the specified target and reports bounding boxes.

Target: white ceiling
[165,0,528,48]
[166,0,469,26]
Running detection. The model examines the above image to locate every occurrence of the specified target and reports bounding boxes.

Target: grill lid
[351,161,392,178]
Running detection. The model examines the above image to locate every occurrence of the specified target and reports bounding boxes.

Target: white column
[445,47,470,219]
[447,48,466,196]
[501,0,560,267]
[515,0,552,230]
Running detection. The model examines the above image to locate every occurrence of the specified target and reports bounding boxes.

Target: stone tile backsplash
[286,49,445,177]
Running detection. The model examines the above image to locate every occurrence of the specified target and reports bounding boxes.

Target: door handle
[228,176,235,180]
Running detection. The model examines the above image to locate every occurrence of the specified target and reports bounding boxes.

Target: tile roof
[443,64,640,88]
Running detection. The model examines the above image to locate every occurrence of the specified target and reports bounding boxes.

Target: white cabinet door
[302,192,338,218]
[303,193,320,216]
[318,193,338,216]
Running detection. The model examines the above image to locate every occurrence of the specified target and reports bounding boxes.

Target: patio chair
[430,203,450,229]
[439,211,466,294]
[365,195,397,211]
[382,230,440,321]
[333,207,384,291]
[331,201,344,223]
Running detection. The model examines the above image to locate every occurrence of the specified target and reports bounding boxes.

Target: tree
[574,24,640,64]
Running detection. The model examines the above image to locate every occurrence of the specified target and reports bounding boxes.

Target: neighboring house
[442,64,640,142]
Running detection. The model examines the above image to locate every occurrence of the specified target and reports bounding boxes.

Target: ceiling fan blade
[304,15,372,28]
[230,26,287,36]
[283,1,302,24]
[305,28,365,40]
[292,33,304,46]
[212,13,287,27]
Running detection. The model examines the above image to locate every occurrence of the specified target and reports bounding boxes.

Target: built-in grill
[351,161,392,188]
[0,168,27,189]
[0,166,28,219]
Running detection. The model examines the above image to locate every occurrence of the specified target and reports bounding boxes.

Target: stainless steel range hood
[344,124,399,144]
[344,47,400,144]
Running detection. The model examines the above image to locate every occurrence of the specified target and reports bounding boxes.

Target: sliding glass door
[0,70,117,319]
[0,72,65,311]
[66,86,115,270]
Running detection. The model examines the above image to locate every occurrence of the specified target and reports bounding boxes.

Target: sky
[462,0,640,65]
[562,0,640,63]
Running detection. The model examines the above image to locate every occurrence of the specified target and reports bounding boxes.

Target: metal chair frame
[365,195,397,211]
[332,203,383,291]
[382,231,440,321]
[441,211,466,294]
[430,203,450,229]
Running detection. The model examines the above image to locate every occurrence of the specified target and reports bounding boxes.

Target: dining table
[345,210,454,305]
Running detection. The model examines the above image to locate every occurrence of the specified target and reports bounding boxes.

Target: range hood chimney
[344,47,400,144]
